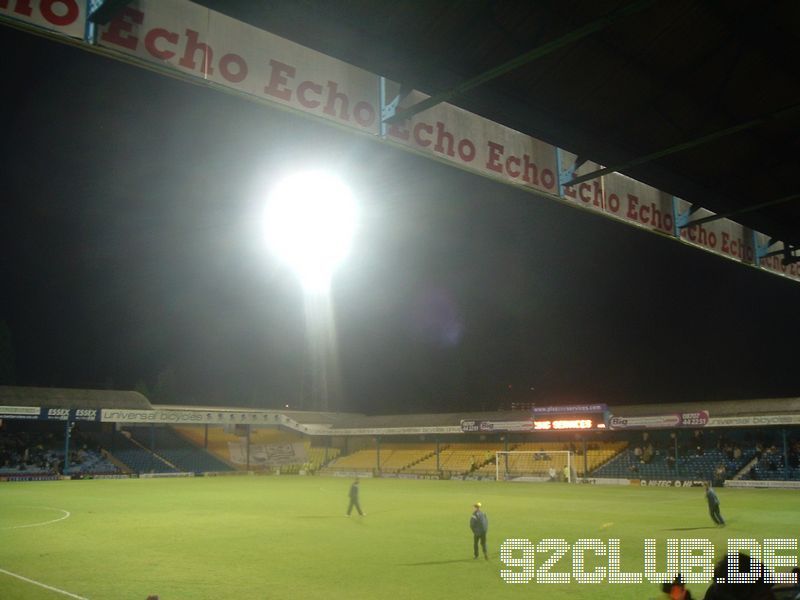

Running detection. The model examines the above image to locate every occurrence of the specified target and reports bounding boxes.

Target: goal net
[495,450,575,482]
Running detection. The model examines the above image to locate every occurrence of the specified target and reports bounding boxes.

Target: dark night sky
[1,25,799,414]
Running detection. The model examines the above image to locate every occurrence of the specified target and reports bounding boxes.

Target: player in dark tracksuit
[704,482,725,526]
[470,502,489,560]
[347,478,364,516]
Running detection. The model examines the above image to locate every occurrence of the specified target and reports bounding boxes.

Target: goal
[495,450,575,482]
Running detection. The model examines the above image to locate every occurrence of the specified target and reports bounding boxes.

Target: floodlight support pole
[435,438,440,472]
[150,424,156,472]
[63,419,71,473]
[583,439,588,477]
[203,424,208,449]
[246,425,251,470]
[783,429,789,480]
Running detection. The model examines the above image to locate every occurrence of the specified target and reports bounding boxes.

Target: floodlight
[264,171,357,293]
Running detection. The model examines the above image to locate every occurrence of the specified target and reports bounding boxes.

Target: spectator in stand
[714,464,727,485]
[694,430,705,456]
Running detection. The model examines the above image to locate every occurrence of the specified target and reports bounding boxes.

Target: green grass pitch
[0,477,797,599]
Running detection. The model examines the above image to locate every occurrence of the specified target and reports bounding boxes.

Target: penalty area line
[0,567,89,599]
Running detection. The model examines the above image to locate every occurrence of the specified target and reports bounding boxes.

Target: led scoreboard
[531,403,609,431]
[459,404,609,433]
[532,418,594,430]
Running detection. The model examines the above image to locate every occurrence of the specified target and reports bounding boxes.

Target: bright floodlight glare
[264,171,357,293]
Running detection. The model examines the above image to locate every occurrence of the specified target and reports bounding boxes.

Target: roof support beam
[383,0,656,124]
[679,193,800,229]
[761,247,791,260]
[562,103,800,187]
[88,0,133,25]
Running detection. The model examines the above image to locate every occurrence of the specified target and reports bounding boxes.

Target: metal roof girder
[680,193,800,230]
[382,0,657,125]
[563,103,800,188]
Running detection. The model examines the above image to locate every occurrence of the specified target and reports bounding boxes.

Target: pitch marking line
[2,507,71,530]
[0,567,89,599]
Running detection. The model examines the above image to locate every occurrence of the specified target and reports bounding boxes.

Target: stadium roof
[0,386,152,410]
[155,405,358,426]
[201,0,800,253]
[3,387,798,428]
[305,398,800,431]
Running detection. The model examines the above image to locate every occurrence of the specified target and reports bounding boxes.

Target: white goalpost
[495,450,575,482]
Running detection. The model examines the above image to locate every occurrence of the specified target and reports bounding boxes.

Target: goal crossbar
[495,450,574,482]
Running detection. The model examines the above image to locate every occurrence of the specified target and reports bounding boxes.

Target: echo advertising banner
[2,0,798,283]
[561,151,675,237]
[94,1,380,135]
[384,87,559,196]
[0,0,86,38]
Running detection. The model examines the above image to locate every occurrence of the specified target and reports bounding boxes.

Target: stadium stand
[324,449,380,472]
[3,386,800,485]
[108,430,179,474]
[173,425,244,469]
[125,426,233,473]
[172,425,339,473]
[377,445,436,473]
[63,449,120,476]
[0,422,121,477]
[741,438,800,481]
[592,447,753,481]
[276,444,340,474]
[400,443,496,475]
[306,445,340,470]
